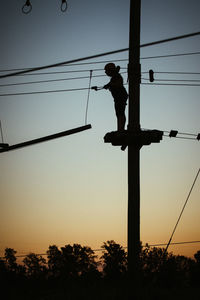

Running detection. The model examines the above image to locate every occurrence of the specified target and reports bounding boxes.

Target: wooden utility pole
[104,0,162,287]
[127,0,141,283]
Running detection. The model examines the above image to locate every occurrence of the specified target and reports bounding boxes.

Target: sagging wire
[22,0,32,14]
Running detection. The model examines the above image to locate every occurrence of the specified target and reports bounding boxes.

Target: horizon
[1,0,200,261]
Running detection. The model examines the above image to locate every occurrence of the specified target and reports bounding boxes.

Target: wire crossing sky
[0,0,200,259]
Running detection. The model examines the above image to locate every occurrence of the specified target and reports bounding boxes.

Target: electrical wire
[0,120,4,143]
[1,50,200,74]
[142,82,200,87]
[85,71,93,125]
[0,49,129,79]
[142,77,200,83]
[142,128,200,142]
[143,128,199,137]
[0,72,127,88]
[164,130,197,137]
[1,80,200,97]
[1,240,200,259]
[155,71,200,75]
[163,130,199,141]
[0,68,127,78]
[141,51,200,60]
[1,71,199,89]
[163,134,198,141]
[140,31,200,48]
[0,69,104,77]
[165,168,200,253]
[1,31,200,79]
[0,60,127,73]
[0,74,105,88]
[0,87,90,97]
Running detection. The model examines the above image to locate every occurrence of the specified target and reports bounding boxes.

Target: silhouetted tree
[4,248,18,273]
[140,244,178,286]
[191,250,200,286]
[1,243,200,293]
[0,258,8,283]
[194,250,200,264]
[140,244,199,288]
[101,240,127,279]
[47,245,62,278]
[23,253,47,279]
[174,255,195,287]
[2,248,26,287]
[47,243,99,281]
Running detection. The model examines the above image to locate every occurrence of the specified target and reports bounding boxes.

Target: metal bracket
[104,129,163,149]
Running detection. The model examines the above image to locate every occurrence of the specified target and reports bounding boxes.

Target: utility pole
[104,0,162,289]
[127,0,141,284]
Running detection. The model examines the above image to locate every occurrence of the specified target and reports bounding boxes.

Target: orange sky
[0,0,200,261]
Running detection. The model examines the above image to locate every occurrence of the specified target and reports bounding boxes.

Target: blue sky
[0,0,200,258]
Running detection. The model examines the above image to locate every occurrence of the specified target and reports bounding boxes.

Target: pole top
[104,129,163,148]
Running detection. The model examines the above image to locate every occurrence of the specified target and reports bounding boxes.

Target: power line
[1,73,200,94]
[0,87,90,97]
[0,120,4,143]
[142,128,200,142]
[0,74,105,88]
[0,62,127,73]
[165,168,200,253]
[0,72,127,88]
[163,135,198,141]
[150,129,199,137]
[155,71,200,75]
[147,241,200,248]
[140,31,200,48]
[1,240,200,260]
[164,134,199,141]
[1,51,200,74]
[1,74,200,91]
[0,69,104,77]
[1,76,199,90]
[156,79,200,83]
[1,68,200,89]
[141,71,200,76]
[1,31,200,79]
[0,75,93,88]
[144,128,199,137]
[141,51,200,60]
[84,70,93,125]
[164,130,197,137]
[142,78,200,83]
[0,48,129,79]
[142,82,200,87]
[1,82,200,97]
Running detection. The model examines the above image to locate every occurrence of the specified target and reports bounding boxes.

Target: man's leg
[117,114,126,132]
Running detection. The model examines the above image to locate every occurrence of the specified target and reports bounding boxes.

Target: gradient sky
[0,0,200,259]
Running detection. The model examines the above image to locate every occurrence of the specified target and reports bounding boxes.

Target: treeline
[1,241,200,299]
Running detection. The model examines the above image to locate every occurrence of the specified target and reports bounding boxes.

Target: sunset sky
[0,0,200,260]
